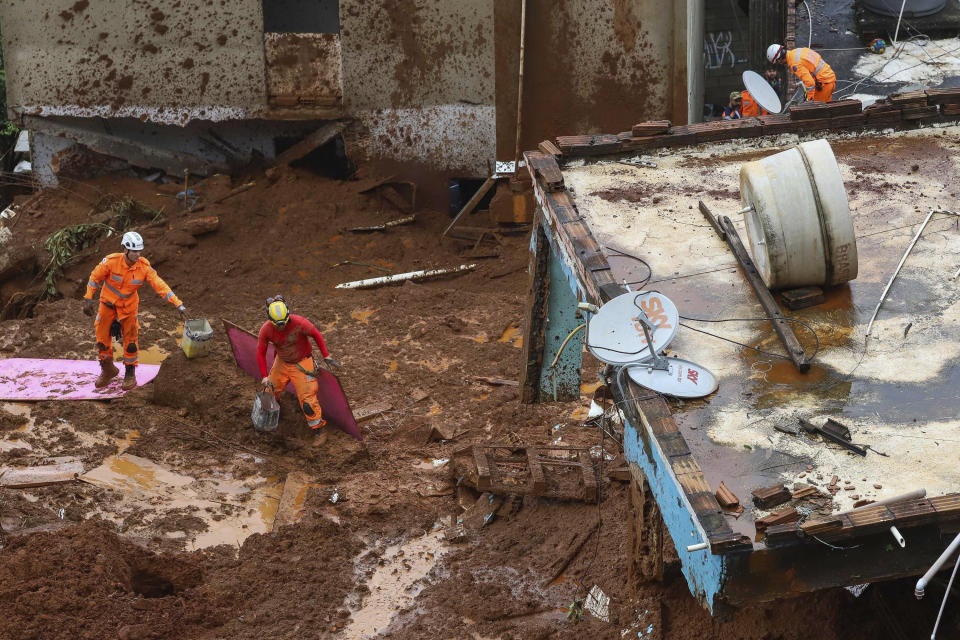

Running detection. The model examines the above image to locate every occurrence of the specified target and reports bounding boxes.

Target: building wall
[495,0,691,161]
[0,0,268,125]
[338,0,496,179]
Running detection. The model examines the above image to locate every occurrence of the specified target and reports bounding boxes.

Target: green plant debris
[39,196,164,297]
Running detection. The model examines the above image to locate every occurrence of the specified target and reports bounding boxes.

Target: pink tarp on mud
[0,358,161,400]
[223,320,361,441]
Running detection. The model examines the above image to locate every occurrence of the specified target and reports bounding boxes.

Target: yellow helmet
[266,296,290,328]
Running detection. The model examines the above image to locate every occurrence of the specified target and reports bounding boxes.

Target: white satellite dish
[742,70,782,115]
[627,357,719,399]
[585,291,679,366]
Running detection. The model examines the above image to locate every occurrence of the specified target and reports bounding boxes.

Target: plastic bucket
[739,139,858,290]
[252,390,280,432]
[181,318,214,358]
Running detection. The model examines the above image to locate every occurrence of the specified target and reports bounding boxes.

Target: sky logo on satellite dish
[632,296,671,343]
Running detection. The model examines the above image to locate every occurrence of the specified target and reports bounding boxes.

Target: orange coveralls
[786,48,835,103]
[740,90,769,117]
[84,253,182,366]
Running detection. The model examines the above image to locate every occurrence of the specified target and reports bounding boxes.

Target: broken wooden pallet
[452,444,598,503]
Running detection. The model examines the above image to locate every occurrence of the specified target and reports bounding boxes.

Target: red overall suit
[257,314,330,429]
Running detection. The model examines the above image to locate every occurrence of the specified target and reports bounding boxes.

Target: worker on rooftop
[256,295,340,436]
[767,44,835,103]
[84,231,187,390]
[739,88,769,117]
[722,91,742,120]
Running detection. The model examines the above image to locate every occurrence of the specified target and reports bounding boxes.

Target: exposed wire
[679,314,821,361]
[604,244,652,290]
[801,0,813,49]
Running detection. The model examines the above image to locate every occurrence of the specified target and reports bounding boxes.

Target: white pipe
[334,264,477,290]
[893,0,908,45]
[867,211,960,337]
[890,525,905,548]
[931,541,960,639]
[850,488,927,512]
[686,542,709,552]
[917,532,960,599]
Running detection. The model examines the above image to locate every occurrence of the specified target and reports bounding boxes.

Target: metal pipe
[850,488,926,512]
[916,532,960,599]
[867,210,960,337]
[931,540,960,639]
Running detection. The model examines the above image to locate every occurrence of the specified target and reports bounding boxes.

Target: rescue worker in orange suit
[256,296,340,432]
[739,89,769,117]
[767,44,835,103]
[83,231,188,390]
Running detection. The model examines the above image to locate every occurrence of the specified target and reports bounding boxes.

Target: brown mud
[0,164,937,638]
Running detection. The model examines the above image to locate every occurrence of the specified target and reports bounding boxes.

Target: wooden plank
[442,176,497,238]
[555,134,621,157]
[631,120,671,136]
[578,449,598,503]
[830,113,866,128]
[825,99,862,116]
[527,448,546,494]
[274,121,344,166]
[537,139,563,156]
[526,151,564,191]
[474,449,491,491]
[716,481,740,508]
[788,102,831,120]
[717,214,811,372]
[924,88,960,105]
[755,507,800,532]
[751,484,791,509]
[0,460,83,488]
[889,89,928,105]
[273,471,314,528]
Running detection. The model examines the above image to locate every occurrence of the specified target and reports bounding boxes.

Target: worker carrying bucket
[767,44,836,103]
[83,231,188,390]
[255,295,341,435]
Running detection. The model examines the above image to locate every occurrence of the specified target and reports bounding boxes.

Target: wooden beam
[274,121,345,166]
[0,460,83,488]
[441,176,496,238]
[712,212,811,372]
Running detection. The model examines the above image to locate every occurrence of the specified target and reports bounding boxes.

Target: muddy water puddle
[344,530,451,638]
[81,453,284,550]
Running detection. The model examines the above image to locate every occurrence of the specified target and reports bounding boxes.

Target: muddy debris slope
[0,164,914,639]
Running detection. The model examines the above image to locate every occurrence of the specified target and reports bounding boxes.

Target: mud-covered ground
[0,163,948,639]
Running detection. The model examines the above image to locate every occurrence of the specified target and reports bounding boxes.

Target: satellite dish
[627,357,719,399]
[742,70,782,114]
[586,291,679,365]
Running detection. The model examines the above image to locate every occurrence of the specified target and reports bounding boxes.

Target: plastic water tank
[739,139,858,290]
[862,0,946,18]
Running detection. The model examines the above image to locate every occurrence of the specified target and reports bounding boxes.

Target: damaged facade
[0,0,716,204]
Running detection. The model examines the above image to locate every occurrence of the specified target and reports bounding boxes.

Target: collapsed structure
[519,93,960,612]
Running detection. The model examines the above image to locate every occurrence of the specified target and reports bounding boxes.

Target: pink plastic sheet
[0,358,161,400]
[223,320,361,441]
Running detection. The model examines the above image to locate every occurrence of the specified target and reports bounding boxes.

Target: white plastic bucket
[739,139,858,290]
[181,318,213,358]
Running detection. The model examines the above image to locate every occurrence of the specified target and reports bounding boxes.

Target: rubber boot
[121,365,137,391]
[94,360,119,389]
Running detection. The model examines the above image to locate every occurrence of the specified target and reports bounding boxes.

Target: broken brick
[752,484,791,509]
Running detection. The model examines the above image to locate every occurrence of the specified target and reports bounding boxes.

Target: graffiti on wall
[704,31,746,70]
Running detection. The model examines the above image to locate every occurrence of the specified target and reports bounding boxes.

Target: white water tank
[862,0,946,18]
[739,139,858,290]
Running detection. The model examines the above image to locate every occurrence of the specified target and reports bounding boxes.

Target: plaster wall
[0,0,268,125]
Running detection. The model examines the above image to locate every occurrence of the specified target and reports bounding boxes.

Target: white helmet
[121,231,144,251]
[766,44,785,64]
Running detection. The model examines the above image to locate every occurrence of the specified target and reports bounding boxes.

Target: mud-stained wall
[495,0,689,161]
[338,0,496,178]
[0,0,268,125]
